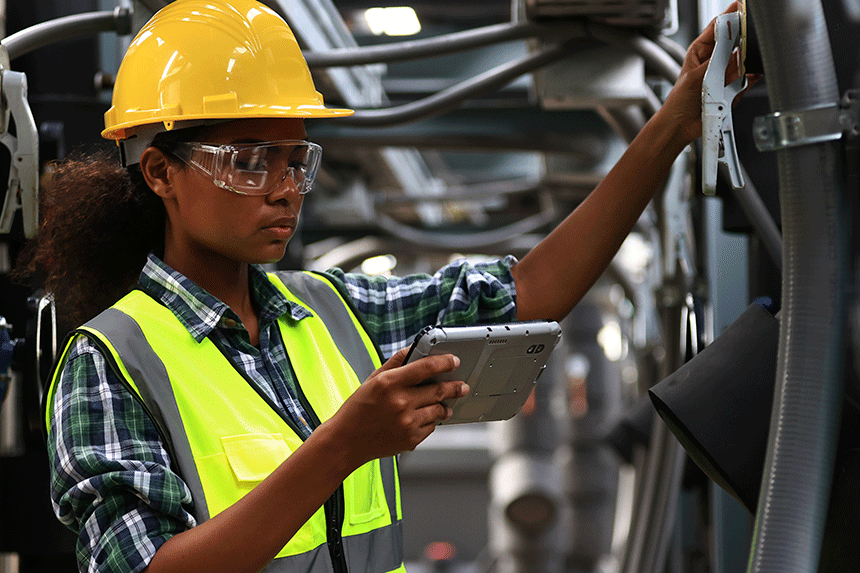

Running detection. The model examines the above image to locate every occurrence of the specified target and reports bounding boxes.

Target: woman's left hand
[661,1,760,146]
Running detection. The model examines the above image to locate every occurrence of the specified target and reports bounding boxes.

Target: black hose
[2,9,132,60]
[746,1,849,572]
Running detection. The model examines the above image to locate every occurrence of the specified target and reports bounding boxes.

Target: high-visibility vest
[46,271,406,573]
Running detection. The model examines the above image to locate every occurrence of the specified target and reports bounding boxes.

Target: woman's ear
[139,147,176,199]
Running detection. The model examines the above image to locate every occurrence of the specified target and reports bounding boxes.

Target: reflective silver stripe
[344,521,405,573]
[380,456,400,527]
[83,308,211,522]
[258,519,403,573]
[273,271,380,380]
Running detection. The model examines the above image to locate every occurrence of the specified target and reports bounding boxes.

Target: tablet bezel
[403,320,562,424]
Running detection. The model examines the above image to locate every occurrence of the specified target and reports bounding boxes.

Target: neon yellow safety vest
[46,271,407,573]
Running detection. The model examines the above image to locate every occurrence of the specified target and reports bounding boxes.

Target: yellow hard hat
[102,0,353,142]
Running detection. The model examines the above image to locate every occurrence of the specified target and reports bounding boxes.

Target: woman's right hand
[323,347,470,467]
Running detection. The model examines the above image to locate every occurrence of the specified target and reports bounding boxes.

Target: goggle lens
[177,140,322,195]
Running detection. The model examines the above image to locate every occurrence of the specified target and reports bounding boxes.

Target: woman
[22,0,749,572]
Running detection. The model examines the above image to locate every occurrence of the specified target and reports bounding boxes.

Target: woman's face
[164,117,309,266]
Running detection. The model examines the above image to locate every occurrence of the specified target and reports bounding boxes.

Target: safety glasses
[174,139,323,196]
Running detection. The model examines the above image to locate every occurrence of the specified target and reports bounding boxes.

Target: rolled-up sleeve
[327,255,519,359]
[48,336,196,573]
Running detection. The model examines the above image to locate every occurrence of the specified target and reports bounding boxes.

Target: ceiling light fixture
[364,7,421,37]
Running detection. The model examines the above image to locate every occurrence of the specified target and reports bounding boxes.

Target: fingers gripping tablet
[403,321,562,424]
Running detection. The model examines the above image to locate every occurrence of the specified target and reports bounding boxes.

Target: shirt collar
[137,253,311,342]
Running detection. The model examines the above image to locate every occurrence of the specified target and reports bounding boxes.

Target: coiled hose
[746,1,850,572]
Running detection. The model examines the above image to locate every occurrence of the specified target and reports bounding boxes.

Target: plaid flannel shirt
[48,252,517,573]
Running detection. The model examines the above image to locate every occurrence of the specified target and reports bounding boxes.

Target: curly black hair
[14,127,209,330]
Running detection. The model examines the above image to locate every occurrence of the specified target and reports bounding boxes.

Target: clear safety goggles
[174,139,323,196]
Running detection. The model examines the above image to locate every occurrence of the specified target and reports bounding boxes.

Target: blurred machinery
[0,0,859,572]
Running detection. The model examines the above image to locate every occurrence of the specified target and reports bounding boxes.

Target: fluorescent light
[364,7,421,37]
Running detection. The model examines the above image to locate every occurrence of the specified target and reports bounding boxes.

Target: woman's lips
[261,224,294,239]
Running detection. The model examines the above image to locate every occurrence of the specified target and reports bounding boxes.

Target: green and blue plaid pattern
[49,252,517,573]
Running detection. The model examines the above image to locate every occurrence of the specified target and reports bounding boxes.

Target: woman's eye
[235,150,268,171]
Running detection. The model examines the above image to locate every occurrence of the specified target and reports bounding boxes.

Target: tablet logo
[527,344,545,354]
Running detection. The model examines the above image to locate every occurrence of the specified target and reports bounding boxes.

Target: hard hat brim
[102,106,355,141]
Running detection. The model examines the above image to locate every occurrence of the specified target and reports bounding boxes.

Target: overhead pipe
[336,40,579,127]
[304,20,576,68]
[586,23,682,84]
[373,178,542,205]
[314,132,604,159]
[375,203,557,251]
[1,8,132,60]
[308,21,683,127]
[745,0,849,572]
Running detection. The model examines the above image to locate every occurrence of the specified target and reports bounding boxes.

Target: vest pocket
[195,433,293,517]
[345,458,387,528]
[221,433,291,482]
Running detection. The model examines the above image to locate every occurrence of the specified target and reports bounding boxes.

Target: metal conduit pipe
[338,41,578,127]
[304,20,580,68]
[604,105,649,143]
[586,23,683,84]
[374,178,542,205]
[654,35,687,66]
[639,298,699,573]
[746,1,849,572]
[327,28,679,127]
[732,167,783,271]
[375,204,557,251]
[1,8,132,60]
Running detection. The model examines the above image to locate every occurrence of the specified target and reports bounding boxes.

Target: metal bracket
[0,65,39,238]
[753,90,860,152]
[701,12,747,196]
